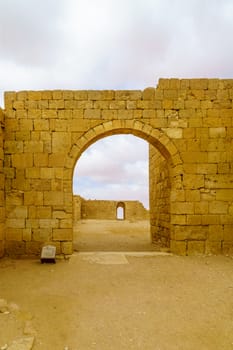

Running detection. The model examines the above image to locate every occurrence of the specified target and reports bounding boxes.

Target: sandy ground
[73,219,161,252]
[0,220,233,349]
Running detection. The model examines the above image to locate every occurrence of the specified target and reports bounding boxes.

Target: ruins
[73,196,149,221]
[0,78,232,257]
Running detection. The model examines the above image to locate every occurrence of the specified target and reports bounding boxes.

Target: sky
[0,0,233,208]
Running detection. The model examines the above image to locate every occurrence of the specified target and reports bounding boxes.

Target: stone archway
[4,80,231,257]
[67,120,183,250]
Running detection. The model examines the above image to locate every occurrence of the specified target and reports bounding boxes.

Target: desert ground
[0,220,233,349]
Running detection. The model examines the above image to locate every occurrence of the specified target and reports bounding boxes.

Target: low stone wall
[73,196,149,221]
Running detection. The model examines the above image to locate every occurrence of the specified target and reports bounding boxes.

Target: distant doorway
[116,202,125,220]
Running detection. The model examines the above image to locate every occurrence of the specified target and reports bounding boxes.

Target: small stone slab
[40,245,56,264]
[8,337,34,350]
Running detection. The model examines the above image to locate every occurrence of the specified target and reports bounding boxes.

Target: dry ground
[0,220,233,349]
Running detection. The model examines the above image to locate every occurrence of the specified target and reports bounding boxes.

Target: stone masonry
[73,196,149,221]
[0,78,232,257]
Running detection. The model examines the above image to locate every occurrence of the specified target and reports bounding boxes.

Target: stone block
[48,153,66,167]
[39,219,58,229]
[202,215,220,225]
[209,127,226,138]
[185,190,200,202]
[184,100,201,109]
[170,240,187,255]
[187,241,205,255]
[205,241,222,255]
[36,206,52,219]
[163,128,183,139]
[170,214,186,225]
[52,132,71,153]
[5,241,25,257]
[0,241,4,257]
[8,206,27,219]
[6,218,25,229]
[63,90,74,100]
[115,90,142,100]
[216,189,233,201]
[194,201,209,214]
[183,174,204,189]
[118,109,133,119]
[25,168,40,179]
[158,78,170,89]
[40,167,54,179]
[190,79,208,90]
[4,141,23,153]
[223,225,233,241]
[174,225,208,241]
[162,99,173,109]
[84,109,101,119]
[181,152,208,163]
[0,223,5,240]
[170,190,185,202]
[209,201,228,214]
[24,191,43,205]
[60,218,72,228]
[208,225,223,241]
[102,110,118,119]
[53,228,73,241]
[171,202,194,214]
[109,100,125,109]
[222,242,233,255]
[28,91,41,100]
[33,153,48,167]
[23,228,32,241]
[33,228,52,241]
[73,90,88,100]
[197,163,218,175]
[12,154,33,168]
[44,191,64,206]
[26,241,43,256]
[187,215,202,225]
[143,87,155,100]
[61,241,73,255]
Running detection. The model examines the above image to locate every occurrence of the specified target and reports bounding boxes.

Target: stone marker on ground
[40,245,56,264]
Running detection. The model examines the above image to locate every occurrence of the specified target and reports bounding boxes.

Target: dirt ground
[0,220,233,349]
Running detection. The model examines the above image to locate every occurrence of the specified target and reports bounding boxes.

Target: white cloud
[73,135,149,208]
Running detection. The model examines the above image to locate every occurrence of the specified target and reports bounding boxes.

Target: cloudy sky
[0,0,233,208]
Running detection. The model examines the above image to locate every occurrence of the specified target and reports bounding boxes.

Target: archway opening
[69,121,182,253]
[116,202,125,220]
[72,134,154,252]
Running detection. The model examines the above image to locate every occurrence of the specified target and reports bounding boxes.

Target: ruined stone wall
[150,79,233,255]
[149,145,170,246]
[0,109,4,257]
[74,197,149,220]
[2,79,233,257]
[73,195,82,221]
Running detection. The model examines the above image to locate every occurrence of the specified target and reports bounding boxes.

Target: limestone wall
[149,145,170,246]
[0,109,4,257]
[150,79,233,255]
[73,196,149,220]
[1,79,233,257]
